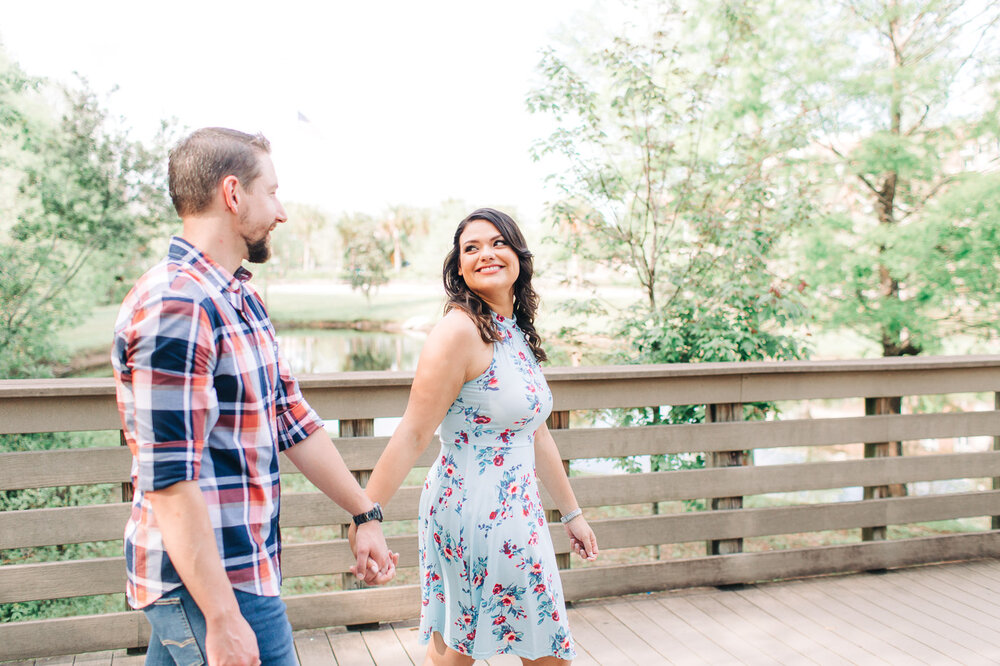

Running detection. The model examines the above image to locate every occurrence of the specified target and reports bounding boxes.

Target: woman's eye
[495,240,506,246]
[464,245,477,253]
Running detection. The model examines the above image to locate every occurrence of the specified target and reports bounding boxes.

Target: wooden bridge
[2,356,1000,664]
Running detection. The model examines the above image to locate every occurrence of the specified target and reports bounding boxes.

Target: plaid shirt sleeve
[124,294,218,491]
[273,342,324,451]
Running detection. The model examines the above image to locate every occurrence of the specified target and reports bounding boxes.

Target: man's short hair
[168,128,271,217]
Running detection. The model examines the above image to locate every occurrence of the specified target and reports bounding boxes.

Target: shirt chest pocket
[214,327,280,406]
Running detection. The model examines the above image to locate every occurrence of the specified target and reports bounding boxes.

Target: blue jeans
[142,586,298,666]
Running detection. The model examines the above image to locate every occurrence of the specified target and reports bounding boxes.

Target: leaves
[0,55,175,377]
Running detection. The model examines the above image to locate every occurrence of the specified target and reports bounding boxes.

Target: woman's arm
[364,310,490,506]
[534,422,598,561]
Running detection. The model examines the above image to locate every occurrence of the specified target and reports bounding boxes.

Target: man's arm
[123,295,259,664]
[146,482,260,666]
[283,430,395,584]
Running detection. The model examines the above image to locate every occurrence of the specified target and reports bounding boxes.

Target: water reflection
[277,329,425,373]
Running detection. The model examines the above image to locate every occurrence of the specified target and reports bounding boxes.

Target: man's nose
[276,201,288,224]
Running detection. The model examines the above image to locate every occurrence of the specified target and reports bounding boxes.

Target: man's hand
[205,613,260,666]
[347,521,398,585]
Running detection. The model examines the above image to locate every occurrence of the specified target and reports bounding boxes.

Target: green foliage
[268,202,337,276]
[336,212,392,300]
[0,50,176,378]
[800,0,1000,357]
[528,0,815,364]
[529,1,815,477]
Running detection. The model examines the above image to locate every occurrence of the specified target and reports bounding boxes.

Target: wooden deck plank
[639,595,740,664]
[712,588,840,666]
[483,653,523,665]
[887,566,1000,635]
[361,627,413,665]
[294,629,335,666]
[825,571,1000,662]
[737,584,891,665]
[946,560,1000,596]
[600,600,690,665]
[797,576,965,665]
[72,651,114,666]
[660,595,780,666]
[877,568,1000,648]
[327,630,374,665]
[923,561,1000,603]
[390,622,424,665]
[766,579,925,664]
[566,608,639,665]
[972,558,1000,581]
[574,604,667,664]
[108,653,145,666]
[684,594,809,665]
[905,564,1000,616]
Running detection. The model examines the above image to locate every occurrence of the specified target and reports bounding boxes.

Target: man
[112,128,395,666]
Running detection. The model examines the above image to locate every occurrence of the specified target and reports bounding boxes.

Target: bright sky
[1,0,596,224]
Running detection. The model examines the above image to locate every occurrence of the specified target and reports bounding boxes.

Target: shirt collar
[167,236,253,309]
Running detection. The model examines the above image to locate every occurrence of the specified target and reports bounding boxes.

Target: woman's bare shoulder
[415,309,491,383]
[435,308,484,339]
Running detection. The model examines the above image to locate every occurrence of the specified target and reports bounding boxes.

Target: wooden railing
[2,356,1000,660]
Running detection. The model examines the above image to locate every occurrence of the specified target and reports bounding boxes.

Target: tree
[272,202,334,274]
[0,58,175,378]
[336,212,392,300]
[528,0,818,494]
[527,0,815,369]
[802,0,1000,357]
[379,204,429,273]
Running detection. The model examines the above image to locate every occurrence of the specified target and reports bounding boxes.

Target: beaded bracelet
[559,507,583,524]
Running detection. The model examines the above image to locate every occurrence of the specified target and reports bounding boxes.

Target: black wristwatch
[352,502,383,526]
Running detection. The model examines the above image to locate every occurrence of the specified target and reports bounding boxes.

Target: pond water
[277,328,425,373]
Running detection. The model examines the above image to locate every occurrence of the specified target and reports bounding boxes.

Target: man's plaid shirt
[112,236,324,608]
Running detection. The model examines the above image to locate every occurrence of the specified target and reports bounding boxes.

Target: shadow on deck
[14,559,1000,666]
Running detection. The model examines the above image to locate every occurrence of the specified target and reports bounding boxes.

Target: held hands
[347,521,399,585]
[563,514,598,562]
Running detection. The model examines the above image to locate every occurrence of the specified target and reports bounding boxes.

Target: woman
[354,208,598,665]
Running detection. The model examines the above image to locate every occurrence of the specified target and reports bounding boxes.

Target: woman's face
[456,219,520,300]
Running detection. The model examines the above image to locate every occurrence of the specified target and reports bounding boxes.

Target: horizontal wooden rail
[6,410,999,492]
[5,490,999,604]
[6,450,999,550]
[2,531,996,661]
[3,355,1000,433]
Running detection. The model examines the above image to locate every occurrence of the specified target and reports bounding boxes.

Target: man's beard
[240,206,271,264]
[246,235,270,263]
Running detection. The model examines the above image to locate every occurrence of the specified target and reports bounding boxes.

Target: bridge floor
[14,558,1000,665]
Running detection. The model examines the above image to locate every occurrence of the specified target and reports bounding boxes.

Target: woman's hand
[563,515,598,562]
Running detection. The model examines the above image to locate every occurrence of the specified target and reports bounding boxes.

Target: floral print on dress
[417,312,574,660]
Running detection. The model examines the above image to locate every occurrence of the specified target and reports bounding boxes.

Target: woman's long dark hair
[443,208,547,363]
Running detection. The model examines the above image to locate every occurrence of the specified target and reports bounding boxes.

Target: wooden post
[339,418,374,592]
[706,402,746,556]
[862,397,900,541]
[120,429,146,656]
[119,430,134,502]
[993,392,1000,531]
[546,410,571,570]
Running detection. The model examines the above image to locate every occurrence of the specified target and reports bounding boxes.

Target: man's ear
[222,175,240,214]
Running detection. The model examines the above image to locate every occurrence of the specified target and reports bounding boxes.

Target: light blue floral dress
[417,312,575,660]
